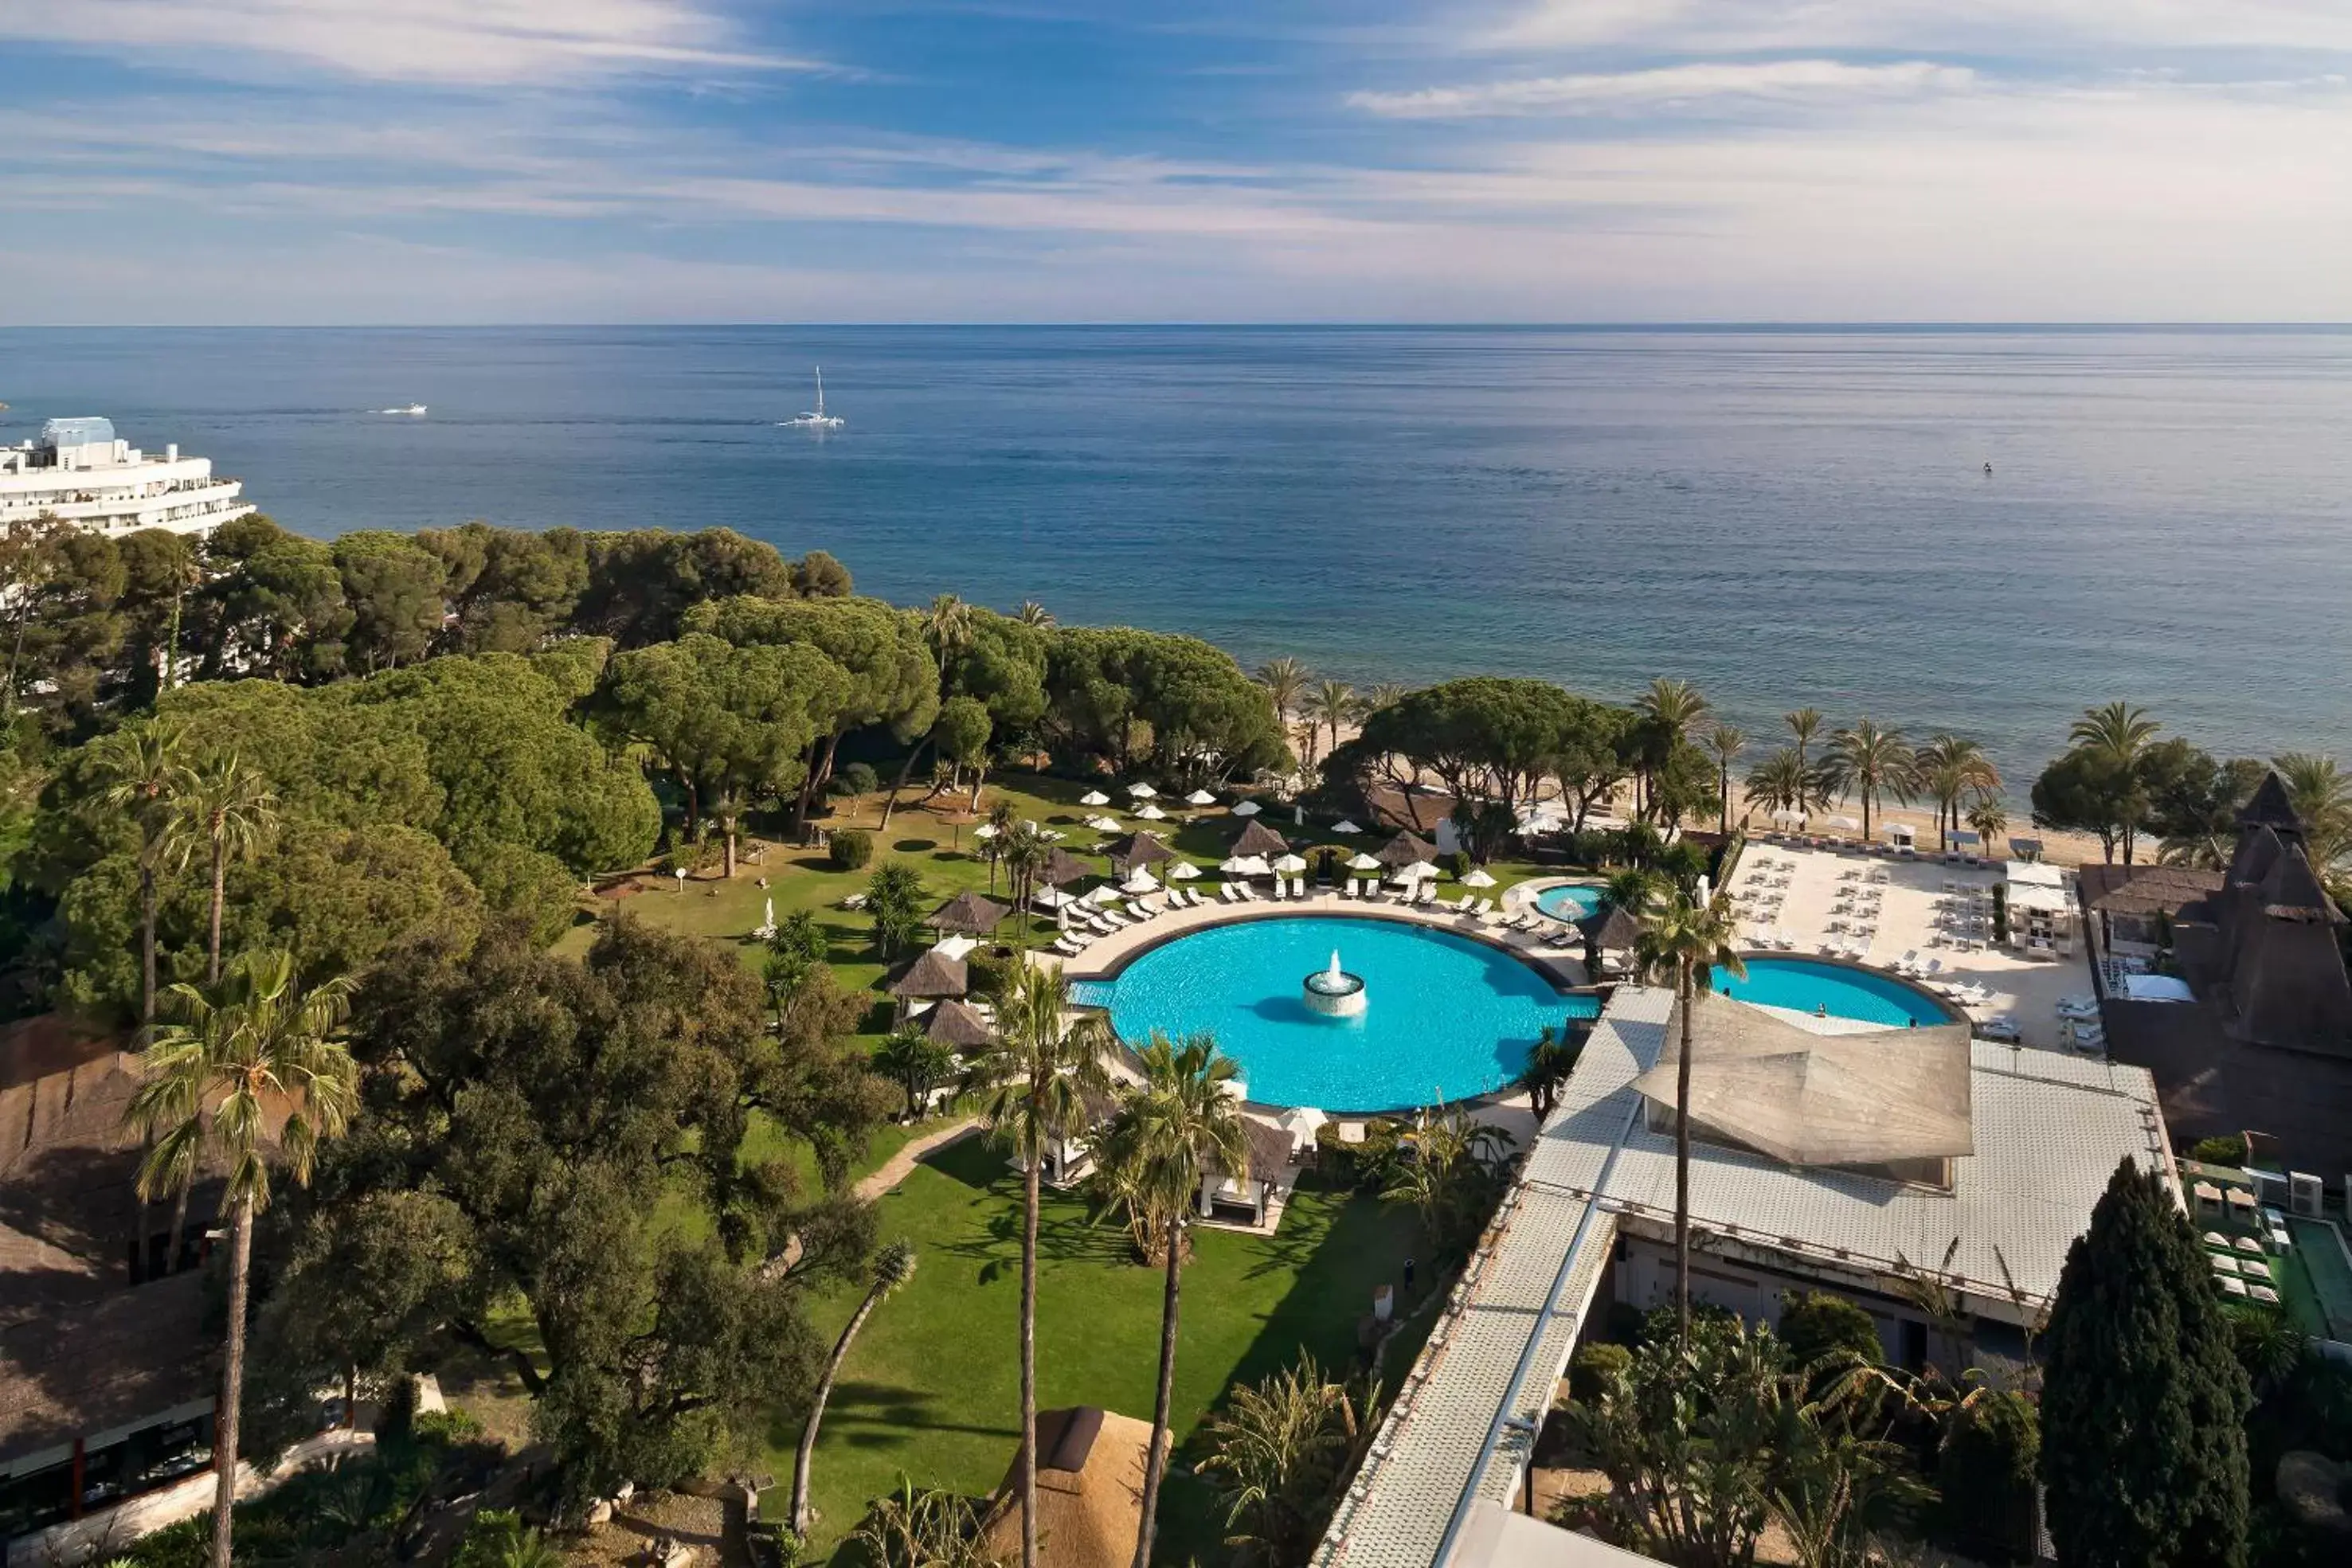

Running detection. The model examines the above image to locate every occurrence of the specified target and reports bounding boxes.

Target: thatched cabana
[1041,847,1093,888]
[924,997,996,1050]
[980,1407,1163,1568]
[1103,831,1175,877]
[1376,830,1438,869]
[887,948,969,1001]
[1231,819,1289,858]
[926,891,1012,936]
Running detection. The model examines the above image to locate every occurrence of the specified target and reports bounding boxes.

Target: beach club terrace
[1313,984,2170,1568]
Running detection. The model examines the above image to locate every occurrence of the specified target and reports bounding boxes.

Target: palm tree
[2070,701,2160,764]
[1095,1034,1249,1568]
[1516,1025,1580,1120]
[1706,725,1745,833]
[1743,748,1816,826]
[1199,1357,1367,1568]
[1967,796,2010,860]
[1363,682,1407,714]
[1301,678,1359,758]
[1914,736,1993,854]
[2273,752,2352,870]
[1634,678,1709,816]
[1785,708,1823,772]
[1016,599,1055,629]
[96,723,193,1034]
[1819,721,1916,843]
[1000,822,1051,944]
[981,800,1019,890]
[792,1240,918,1536]
[923,592,974,665]
[169,755,279,985]
[972,964,1116,1568]
[1254,657,1311,723]
[875,1026,957,1120]
[854,1476,1006,1568]
[127,951,359,1568]
[1631,886,1743,1347]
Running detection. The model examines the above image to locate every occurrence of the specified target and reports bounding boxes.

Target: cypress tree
[2040,1159,2251,1568]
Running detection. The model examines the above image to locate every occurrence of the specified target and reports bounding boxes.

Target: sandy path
[859,1116,982,1198]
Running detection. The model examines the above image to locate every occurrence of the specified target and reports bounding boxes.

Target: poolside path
[862,1116,982,1198]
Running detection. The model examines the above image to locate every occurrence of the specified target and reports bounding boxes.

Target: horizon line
[6,320,2352,334]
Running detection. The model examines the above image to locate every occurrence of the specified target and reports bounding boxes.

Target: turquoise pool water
[1070,916,1597,1110]
[1711,956,1949,1027]
[1534,884,1606,922]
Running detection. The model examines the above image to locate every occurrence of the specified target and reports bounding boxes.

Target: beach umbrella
[1136,802,1168,820]
[1042,847,1091,887]
[1232,800,1263,817]
[1827,814,1861,833]
[1231,819,1289,858]
[889,948,969,999]
[972,822,998,840]
[1082,884,1123,908]
[924,998,996,1050]
[933,933,978,961]
[1032,886,1077,910]
[1275,1105,1328,1151]
[1271,853,1308,875]
[1770,807,1807,827]
[1185,788,1217,807]
[1120,866,1161,894]
[1389,860,1439,884]
[1462,868,1497,889]
[1168,860,1202,881]
[1078,789,1110,807]
[927,890,1012,936]
[1330,819,1364,835]
[1377,831,1438,869]
[1220,854,1272,878]
[1347,851,1383,872]
[1085,814,1123,832]
[1127,782,1158,800]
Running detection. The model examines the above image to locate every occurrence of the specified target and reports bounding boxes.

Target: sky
[4,1,2351,323]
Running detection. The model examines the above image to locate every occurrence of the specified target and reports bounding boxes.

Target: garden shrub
[832,761,879,797]
[1441,849,1470,878]
[1779,1290,1883,1368]
[965,948,1012,1001]
[2189,1133,2248,1167]
[829,828,873,870]
[1568,1342,1632,1405]
[1937,1390,2041,1564]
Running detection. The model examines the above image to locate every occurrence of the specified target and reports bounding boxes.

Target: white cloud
[1485,0,2352,54]
[0,0,818,84]
[1350,59,1974,118]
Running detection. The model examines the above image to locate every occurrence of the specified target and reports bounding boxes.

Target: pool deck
[1047,889,1595,991]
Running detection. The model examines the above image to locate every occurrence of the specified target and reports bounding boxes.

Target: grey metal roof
[1319,985,2171,1568]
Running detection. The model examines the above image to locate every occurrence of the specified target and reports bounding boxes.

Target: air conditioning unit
[2288,1171,2323,1217]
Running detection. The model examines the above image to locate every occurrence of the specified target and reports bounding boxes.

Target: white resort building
[1,418,255,538]
[1316,983,2172,1568]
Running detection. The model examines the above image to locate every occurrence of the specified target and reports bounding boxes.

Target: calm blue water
[1074,915,1597,1110]
[1712,957,1949,1026]
[1534,884,1606,921]
[6,325,2350,778]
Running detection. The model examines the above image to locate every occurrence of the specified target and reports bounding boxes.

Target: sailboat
[780,367,844,430]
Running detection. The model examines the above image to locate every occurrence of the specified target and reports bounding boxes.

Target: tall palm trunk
[131,862,160,1282]
[1132,1214,1184,1568]
[210,1193,254,1568]
[208,840,228,983]
[792,1278,890,1534]
[1019,1148,1042,1568]
[1674,964,1695,1349]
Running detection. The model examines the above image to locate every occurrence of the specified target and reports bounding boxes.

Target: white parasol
[1168,860,1202,881]
[1271,853,1308,874]
[1231,800,1262,817]
[1330,819,1364,835]
[1079,790,1110,807]
[1219,854,1272,878]
[1127,782,1158,800]
[1185,788,1217,806]
[1461,868,1497,888]
[1347,851,1383,871]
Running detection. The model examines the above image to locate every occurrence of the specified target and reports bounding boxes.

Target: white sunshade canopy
[1330,819,1364,835]
[1886,823,1916,842]
[1232,800,1262,817]
[972,823,998,839]
[1827,815,1861,832]
[1136,803,1168,820]
[1348,851,1383,871]
[1034,886,1078,909]
[1462,867,1497,888]
[1121,867,1161,893]
[933,934,978,960]
[1390,861,1440,884]
[1078,790,1110,806]
[1770,807,1807,825]
[1082,885,1123,907]
[2008,883,2073,914]
[1085,815,1123,832]
[2008,861,2064,888]
[1271,853,1308,874]
[1127,782,1157,799]
[1221,854,1272,878]
[1168,860,1202,880]
[1186,788,1218,806]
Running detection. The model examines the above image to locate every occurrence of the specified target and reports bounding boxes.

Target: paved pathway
[859,1116,983,1198]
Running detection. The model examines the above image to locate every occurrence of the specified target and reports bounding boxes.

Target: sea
[5,324,2350,782]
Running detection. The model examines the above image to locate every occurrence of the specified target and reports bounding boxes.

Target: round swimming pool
[1071,916,1597,1111]
[1532,883,1606,922]
[1710,956,1949,1027]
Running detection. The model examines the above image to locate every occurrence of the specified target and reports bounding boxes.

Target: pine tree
[2040,1159,2250,1568]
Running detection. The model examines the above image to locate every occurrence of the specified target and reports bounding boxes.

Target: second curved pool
[1710,956,1950,1027]
[1071,916,1596,1111]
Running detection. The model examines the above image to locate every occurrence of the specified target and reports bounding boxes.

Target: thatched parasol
[888,948,969,999]
[1377,831,1438,869]
[1104,831,1175,876]
[1041,847,1093,887]
[926,890,1012,936]
[1231,819,1289,858]
[925,997,997,1049]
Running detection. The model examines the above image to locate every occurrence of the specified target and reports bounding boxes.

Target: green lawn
[777,1134,1429,1563]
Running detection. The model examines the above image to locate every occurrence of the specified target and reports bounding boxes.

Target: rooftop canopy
[1637,991,1975,1168]
[888,948,969,999]
[1231,819,1289,858]
[1378,830,1439,869]
[1041,847,1094,887]
[925,997,998,1048]
[1103,830,1175,875]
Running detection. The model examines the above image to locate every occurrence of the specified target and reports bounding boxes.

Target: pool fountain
[1302,949,1368,1017]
